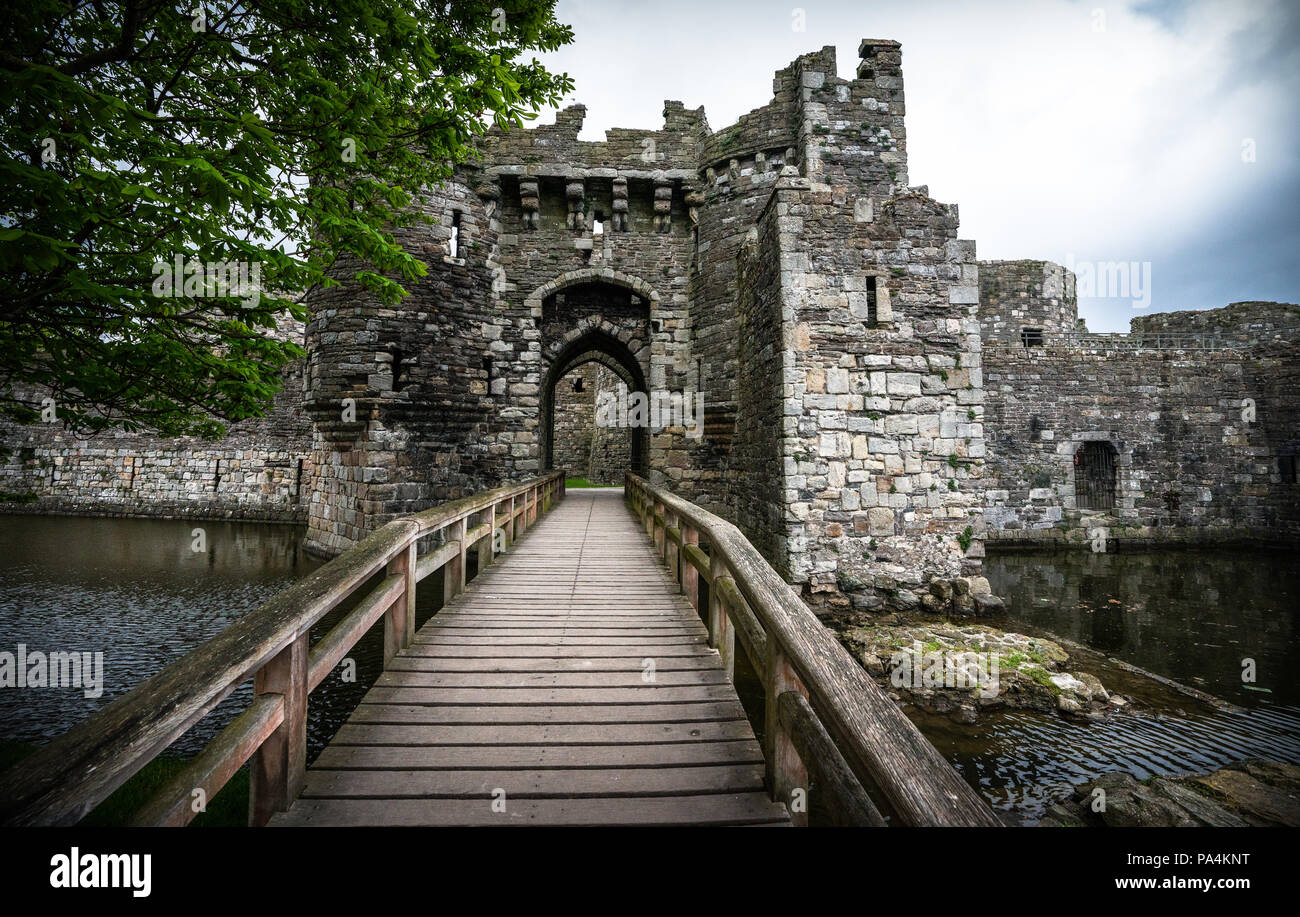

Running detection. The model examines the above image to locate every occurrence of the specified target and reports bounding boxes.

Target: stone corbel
[653,181,672,233]
[611,176,629,231]
[519,178,539,230]
[684,190,704,226]
[566,179,586,231]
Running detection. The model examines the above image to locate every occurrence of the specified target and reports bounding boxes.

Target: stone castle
[3,41,1298,615]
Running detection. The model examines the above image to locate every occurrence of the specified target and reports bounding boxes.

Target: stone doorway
[541,328,648,479]
[1074,441,1118,510]
[551,362,633,484]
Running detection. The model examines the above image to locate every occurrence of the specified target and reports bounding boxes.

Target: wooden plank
[271,793,789,827]
[372,670,728,689]
[401,644,719,659]
[359,684,743,706]
[330,720,757,747]
[300,764,766,799]
[346,701,748,725]
[385,655,721,673]
[310,741,765,771]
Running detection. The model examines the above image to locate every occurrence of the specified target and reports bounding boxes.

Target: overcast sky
[530,0,1299,332]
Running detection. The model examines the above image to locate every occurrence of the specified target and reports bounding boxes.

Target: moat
[2,513,1295,824]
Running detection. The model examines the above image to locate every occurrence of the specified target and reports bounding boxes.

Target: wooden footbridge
[0,473,998,827]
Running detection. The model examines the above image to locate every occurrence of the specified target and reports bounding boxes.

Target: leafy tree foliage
[0,0,573,435]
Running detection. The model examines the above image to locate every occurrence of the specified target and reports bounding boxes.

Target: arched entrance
[542,328,649,478]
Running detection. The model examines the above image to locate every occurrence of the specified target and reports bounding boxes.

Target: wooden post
[765,644,810,826]
[475,507,493,573]
[249,632,308,826]
[682,525,699,612]
[384,541,416,665]
[444,517,466,605]
[665,509,680,589]
[709,558,734,681]
[653,500,664,556]
[508,495,516,543]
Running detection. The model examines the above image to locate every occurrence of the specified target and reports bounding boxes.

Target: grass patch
[565,477,619,489]
[0,739,248,826]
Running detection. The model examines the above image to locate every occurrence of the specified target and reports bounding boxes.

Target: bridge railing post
[475,506,493,574]
[708,557,734,681]
[682,524,699,611]
[384,540,417,664]
[665,509,680,589]
[249,631,308,827]
[445,517,467,604]
[765,644,811,826]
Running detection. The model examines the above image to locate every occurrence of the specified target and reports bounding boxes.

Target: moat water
[926,546,1300,823]
[1,514,1295,825]
[0,514,443,763]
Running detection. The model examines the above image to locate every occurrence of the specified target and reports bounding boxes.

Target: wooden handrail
[0,472,565,827]
[625,473,1000,827]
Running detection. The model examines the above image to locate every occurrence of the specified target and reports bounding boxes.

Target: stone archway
[542,328,649,477]
[525,268,661,314]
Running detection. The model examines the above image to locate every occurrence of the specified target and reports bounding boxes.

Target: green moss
[957,525,974,553]
[1026,666,1060,694]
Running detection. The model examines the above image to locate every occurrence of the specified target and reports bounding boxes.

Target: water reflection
[926,547,1300,823]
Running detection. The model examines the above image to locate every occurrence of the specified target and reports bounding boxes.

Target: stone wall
[979,265,1300,546]
[0,320,312,523]
[977,259,1078,341]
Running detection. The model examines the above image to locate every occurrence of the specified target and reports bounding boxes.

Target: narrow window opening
[1021,327,1045,347]
[592,211,604,237]
[213,458,222,491]
[449,211,461,258]
[391,346,405,391]
[866,280,878,327]
[1281,454,1298,484]
[573,375,585,393]
[294,458,304,502]
[483,356,492,379]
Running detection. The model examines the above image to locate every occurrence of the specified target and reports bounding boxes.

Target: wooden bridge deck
[272,488,791,827]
